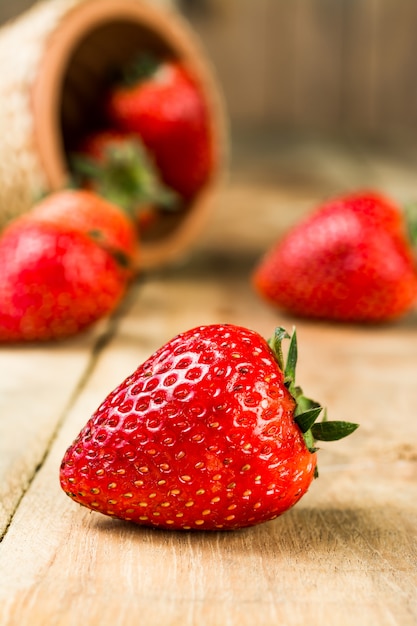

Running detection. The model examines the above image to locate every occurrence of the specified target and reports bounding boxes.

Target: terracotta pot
[0,0,226,268]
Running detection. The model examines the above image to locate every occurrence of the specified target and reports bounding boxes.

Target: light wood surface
[1,137,417,626]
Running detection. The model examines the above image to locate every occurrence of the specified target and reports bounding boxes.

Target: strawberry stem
[268,327,289,372]
[284,328,297,383]
[268,327,359,458]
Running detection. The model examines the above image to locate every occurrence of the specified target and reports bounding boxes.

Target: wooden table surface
[1,136,417,626]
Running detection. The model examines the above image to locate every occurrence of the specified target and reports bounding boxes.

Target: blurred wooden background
[1,0,417,142]
[180,0,417,142]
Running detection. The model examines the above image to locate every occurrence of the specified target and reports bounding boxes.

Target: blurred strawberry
[253,191,417,323]
[31,189,138,274]
[0,190,138,342]
[104,55,215,200]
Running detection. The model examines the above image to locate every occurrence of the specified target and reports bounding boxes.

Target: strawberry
[71,131,179,230]
[60,324,357,530]
[30,189,139,274]
[0,190,138,342]
[104,56,215,200]
[253,191,417,323]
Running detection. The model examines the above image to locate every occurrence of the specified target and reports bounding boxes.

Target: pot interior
[59,19,186,243]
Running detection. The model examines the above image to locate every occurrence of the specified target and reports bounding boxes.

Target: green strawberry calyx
[71,138,180,223]
[268,327,359,461]
[120,52,162,87]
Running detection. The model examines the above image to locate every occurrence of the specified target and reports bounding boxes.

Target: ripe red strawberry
[0,190,138,342]
[31,189,139,274]
[60,324,357,530]
[253,191,417,323]
[105,57,215,200]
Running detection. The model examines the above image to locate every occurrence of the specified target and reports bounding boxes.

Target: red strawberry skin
[76,130,130,163]
[253,191,417,322]
[31,189,138,275]
[0,219,128,342]
[105,62,215,200]
[60,324,316,530]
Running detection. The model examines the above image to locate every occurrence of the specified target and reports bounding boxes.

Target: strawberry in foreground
[253,191,417,323]
[0,190,138,342]
[60,324,358,530]
[104,55,215,200]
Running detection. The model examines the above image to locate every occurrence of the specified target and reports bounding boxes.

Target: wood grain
[1,138,417,625]
[185,0,417,139]
[0,324,108,536]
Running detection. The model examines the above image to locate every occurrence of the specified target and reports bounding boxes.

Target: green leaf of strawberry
[295,407,323,434]
[60,324,359,530]
[267,326,358,454]
[311,421,359,441]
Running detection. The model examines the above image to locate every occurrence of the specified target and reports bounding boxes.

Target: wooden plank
[1,274,417,625]
[288,0,346,131]
[340,0,417,138]
[184,0,417,139]
[262,0,299,129]
[183,0,270,128]
[2,139,417,624]
[191,0,348,133]
[0,323,109,536]
[338,0,379,135]
[371,0,417,138]
[0,465,416,626]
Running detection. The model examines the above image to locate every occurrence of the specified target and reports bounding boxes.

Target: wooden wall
[181,0,417,141]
